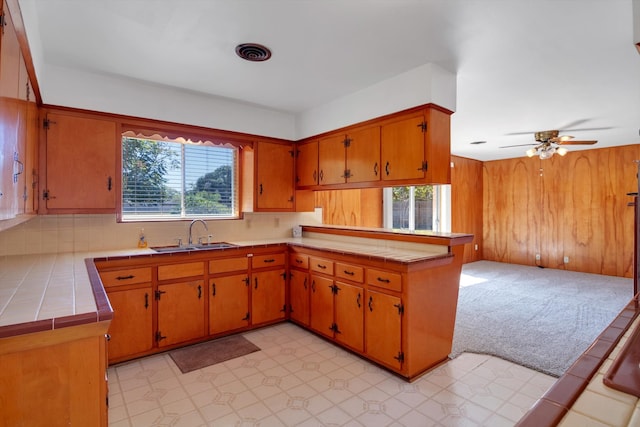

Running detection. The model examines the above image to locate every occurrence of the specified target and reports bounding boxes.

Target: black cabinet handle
[255,277,258,289]
[317,264,327,269]
[313,170,317,182]
[259,183,263,195]
[377,277,391,284]
[295,259,303,264]
[107,176,112,191]
[116,275,134,280]
[343,270,354,276]
[319,170,324,182]
[263,259,275,263]
[368,295,373,312]
[357,293,361,308]
[385,162,390,176]
[311,280,316,292]
[303,277,307,289]
[144,293,149,309]
[373,162,378,176]
[197,285,202,299]
[212,283,216,296]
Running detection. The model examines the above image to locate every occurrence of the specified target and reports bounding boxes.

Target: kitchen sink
[151,242,238,253]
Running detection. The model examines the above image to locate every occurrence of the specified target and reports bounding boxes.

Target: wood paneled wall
[314,188,383,227]
[451,156,484,263]
[483,145,639,277]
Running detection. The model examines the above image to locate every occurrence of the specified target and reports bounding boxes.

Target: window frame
[117,126,250,223]
[383,185,451,232]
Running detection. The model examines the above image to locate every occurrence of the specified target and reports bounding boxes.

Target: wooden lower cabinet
[0,322,110,426]
[293,244,465,380]
[106,286,153,361]
[157,280,206,347]
[252,269,286,324]
[334,281,364,352]
[309,274,334,338]
[209,273,250,334]
[289,268,310,326]
[365,289,402,370]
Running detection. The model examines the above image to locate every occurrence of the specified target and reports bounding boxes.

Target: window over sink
[120,131,241,221]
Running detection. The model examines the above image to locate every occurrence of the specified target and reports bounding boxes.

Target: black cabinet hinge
[330,284,340,295]
[155,331,166,342]
[330,323,341,334]
[417,121,427,132]
[394,352,405,363]
[42,189,49,200]
[289,150,295,157]
[155,290,166,300]
[394,303,404,315]
[0,12,5,34]
[341,169,352,179]
[343,137,351,148]
[280,304,287,312]
[417,161,428,172]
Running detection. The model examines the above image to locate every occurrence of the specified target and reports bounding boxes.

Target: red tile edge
[0,319,53,339]
[84,258,113,322]
[515,399,567,427]
[516,297,640,426]
[54,312,99,329]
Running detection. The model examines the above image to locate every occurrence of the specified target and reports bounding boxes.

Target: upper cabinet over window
[295,104,452,191]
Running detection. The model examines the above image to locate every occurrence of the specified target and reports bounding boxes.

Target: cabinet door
[0,1,20,99]
[209,274,250,335]
[318,134,346,185]
[289,269,309,326]
[45,113,116,210]
[381,114,426,181]
[346,127,381,184]
[106,287,154,362]
[309,274,334,338]
[255,141,294,210]
[365,289,403,370]
[334,281,364,352]
[296,140,318,187]
[252,269,286,324]
[157,280,206,347]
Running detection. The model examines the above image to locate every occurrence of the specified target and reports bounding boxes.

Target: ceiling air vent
[235,43,272,62]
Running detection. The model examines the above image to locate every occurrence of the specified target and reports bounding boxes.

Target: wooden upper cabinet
[295,105,451,190]
[0,1,20,99]
[381,113,426,182]
[318,126,381,186]
[255,140,295,211]
[295,140,318,187]
[318,134,346,185]
[44,113,117,212]
[346,126,381,184]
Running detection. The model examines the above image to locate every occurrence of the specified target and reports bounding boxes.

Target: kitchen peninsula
[0,225,472,426]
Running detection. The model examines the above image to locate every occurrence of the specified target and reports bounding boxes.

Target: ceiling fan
[500,130,598,159]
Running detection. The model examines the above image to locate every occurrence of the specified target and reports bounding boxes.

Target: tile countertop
[0,234,452,336]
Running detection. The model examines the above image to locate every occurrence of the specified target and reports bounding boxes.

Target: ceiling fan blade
[499,143,538,148]
[556,140,597,145]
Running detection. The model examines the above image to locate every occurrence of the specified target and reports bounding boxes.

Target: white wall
[294,63,456,139]
[41,64,297,140]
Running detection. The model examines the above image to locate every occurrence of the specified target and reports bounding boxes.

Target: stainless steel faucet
[188,219,208,245]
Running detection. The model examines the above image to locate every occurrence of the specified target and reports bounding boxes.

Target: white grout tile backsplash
[0,211,323,256]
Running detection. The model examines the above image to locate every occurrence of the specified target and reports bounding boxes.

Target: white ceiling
[17,0,640,161]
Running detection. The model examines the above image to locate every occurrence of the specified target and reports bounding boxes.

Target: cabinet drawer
[209,257,249,275]
[100,267,152,288]
[253,253,286,268]
[289,253,309,269]
[310,257,334,275]
[366,268,402,292]
[335,262,364,283]
[158,262,204,281]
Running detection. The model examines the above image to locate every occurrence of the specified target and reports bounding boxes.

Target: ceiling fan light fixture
[557,147,568,156]
[526,148,537,157]
[539,148,554,160]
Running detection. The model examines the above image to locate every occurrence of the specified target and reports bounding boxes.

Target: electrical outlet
[535,253,541,261]
[474,244,478,251]
[564,256,569,264]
